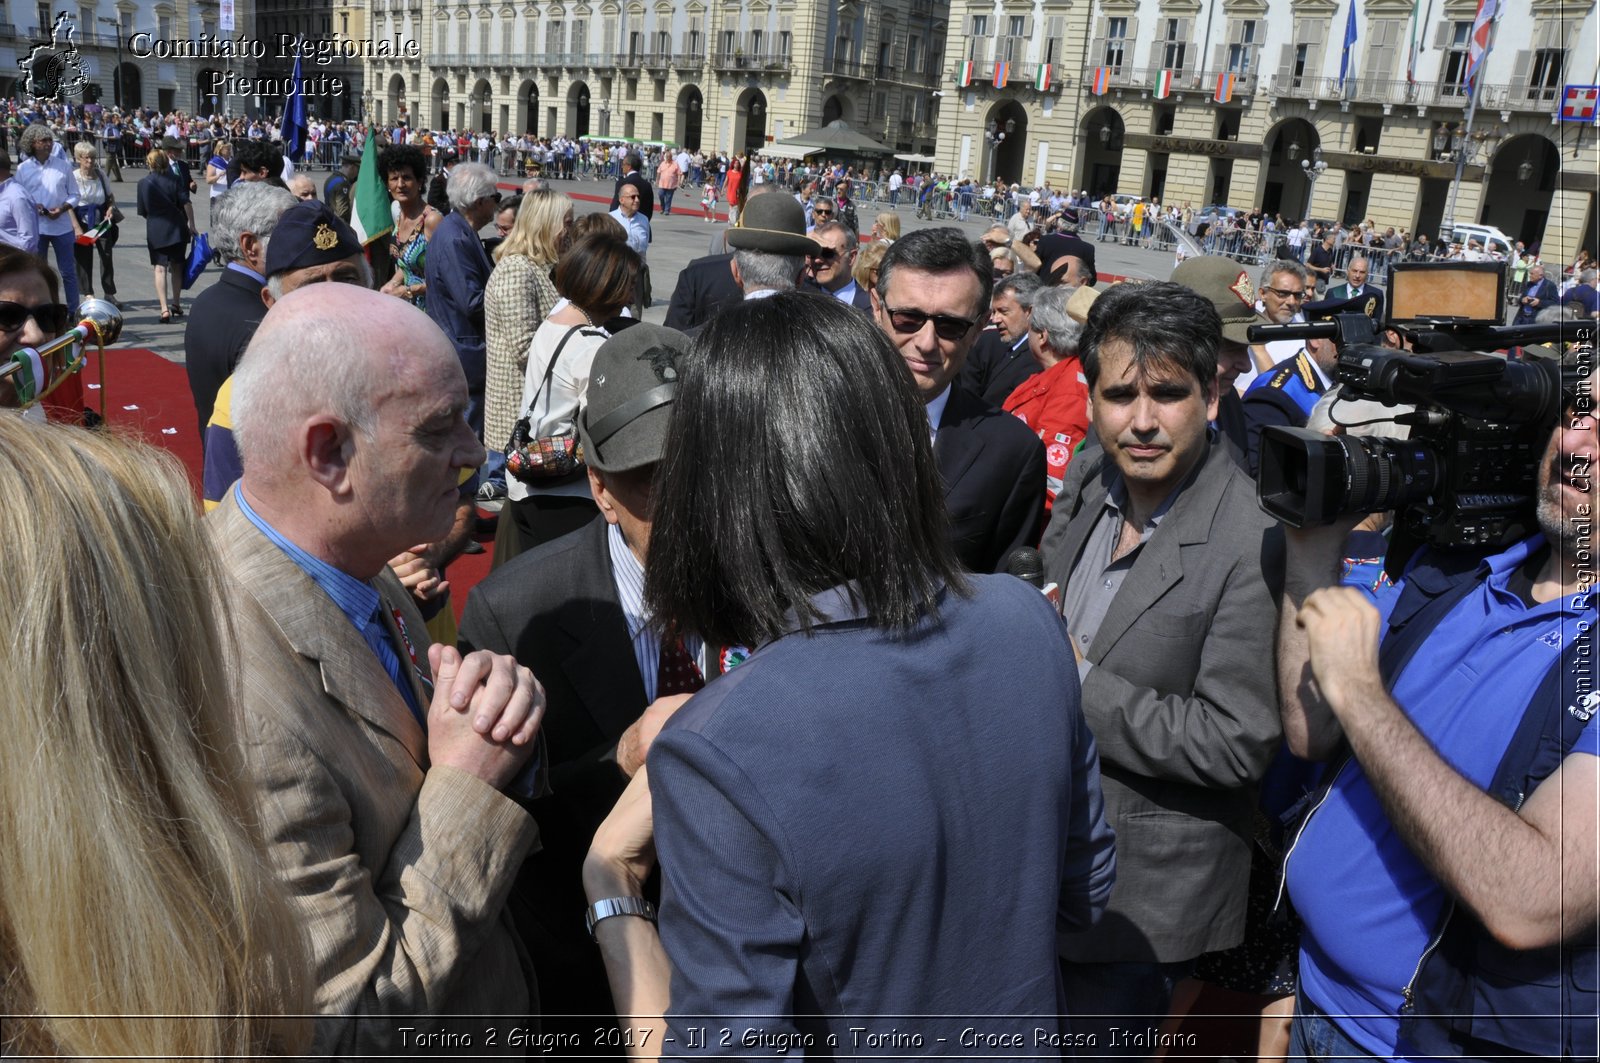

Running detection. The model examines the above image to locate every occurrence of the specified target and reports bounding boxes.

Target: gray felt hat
[577,323,691,472]
[725,194,823,258]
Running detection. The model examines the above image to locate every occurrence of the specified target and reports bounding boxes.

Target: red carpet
[89,347,491,621]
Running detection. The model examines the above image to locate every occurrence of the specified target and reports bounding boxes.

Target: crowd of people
[0,101,1595,1063]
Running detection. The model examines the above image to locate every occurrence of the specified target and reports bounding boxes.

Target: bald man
[208,283,547,1054]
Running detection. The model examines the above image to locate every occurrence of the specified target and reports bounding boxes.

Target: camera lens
[1346,436,1446,513]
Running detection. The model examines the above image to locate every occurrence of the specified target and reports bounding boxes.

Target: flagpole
[1443,10,1498,234]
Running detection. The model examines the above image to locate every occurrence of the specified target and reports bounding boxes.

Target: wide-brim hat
[726,194,822,258]
[1170,255,1266,345]
[160,136,183,151]
[577,323,691,472]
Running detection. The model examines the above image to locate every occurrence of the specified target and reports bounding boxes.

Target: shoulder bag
[505,324,590,483]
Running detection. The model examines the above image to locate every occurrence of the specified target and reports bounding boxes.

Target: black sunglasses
[884,306,978,342]
[0,301,71,334]
[812,207,834,216]
[809,248,839,262]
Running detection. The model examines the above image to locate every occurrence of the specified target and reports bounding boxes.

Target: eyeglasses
[1261,287,1306,300]
[0,301,70,334]
[812,207,833,217]
[883,306,978,342]
[808,248,839,262]
[992,268,1013,278]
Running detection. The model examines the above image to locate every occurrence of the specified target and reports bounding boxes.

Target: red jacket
[1002,355,1090,511]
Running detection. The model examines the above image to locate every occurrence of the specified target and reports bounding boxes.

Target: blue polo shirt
[1288,535,1598,1058]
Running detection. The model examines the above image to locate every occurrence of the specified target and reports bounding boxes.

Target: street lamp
[96,16,122,110]
[1300,146,1327,222]
[985,116,1014,183]
[1286,139,1301,162]
[1439,124,1499,234]
[468,91,482,132]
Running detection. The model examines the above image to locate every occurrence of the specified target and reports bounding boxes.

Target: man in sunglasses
[804,220,871,311]
[1237,259,1312,392]
[871,227,1046,573]
[805,196,834,234]
[1238,289,1349,477]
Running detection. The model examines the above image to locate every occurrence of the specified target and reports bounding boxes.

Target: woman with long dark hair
[582,293,1115,1051]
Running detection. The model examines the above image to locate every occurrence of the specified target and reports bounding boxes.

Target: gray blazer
[1041,438,1283,964]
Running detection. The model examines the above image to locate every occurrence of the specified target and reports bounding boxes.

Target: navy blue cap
[1036,232,1097,286]
[264,200,363,278]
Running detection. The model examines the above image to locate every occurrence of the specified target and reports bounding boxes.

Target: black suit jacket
[136,169,189,250]
[664,251,741,330]
[609,170,655,221]
[458,517,644,1018]
[960,327,1042,407]
[184,265,267,436]
[936,384,1047,573]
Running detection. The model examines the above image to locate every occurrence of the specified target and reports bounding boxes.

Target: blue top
[1288,535,1598,1058]
[649,574,1116,1052]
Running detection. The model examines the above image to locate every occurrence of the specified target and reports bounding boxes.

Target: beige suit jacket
[208,492,540,1055]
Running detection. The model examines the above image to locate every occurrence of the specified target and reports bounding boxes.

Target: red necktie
[657,637,705,697]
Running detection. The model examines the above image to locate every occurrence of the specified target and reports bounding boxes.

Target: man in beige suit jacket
[209,282,546,1054]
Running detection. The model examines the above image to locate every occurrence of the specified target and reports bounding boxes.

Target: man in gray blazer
[1041,280,1282,1051]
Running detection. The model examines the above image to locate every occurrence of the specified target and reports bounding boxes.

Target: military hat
[263,200,363,278]
[160,136,183,151]
[577,323,691,472]
[726,194,822,258]
[1171,255,1266,345]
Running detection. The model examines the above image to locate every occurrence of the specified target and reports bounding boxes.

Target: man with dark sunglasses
[806,196,834,234]
[871,228,1045,573]
[804,220,871,311]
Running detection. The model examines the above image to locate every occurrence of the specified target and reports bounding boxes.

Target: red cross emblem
[1561,85,1599,122]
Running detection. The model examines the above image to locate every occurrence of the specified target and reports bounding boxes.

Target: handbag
[102,175,124,226]
[505,324,590,483]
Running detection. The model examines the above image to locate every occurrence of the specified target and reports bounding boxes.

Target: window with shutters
[722,28,736,53]
[1527,49,1563,101]
[480,15,490,52]
[1044,16,1064,65]
[1363,19,1402,96]
[684,17,701,54]
[779,23,791,57]
[1163,18,1186,72]
[967,14,989,61]
[628,28,642,57]
[655,29,670,53]
[873,90,887,117]
[571,18,586,54]
[1276,18,1325,92]
[750,27,764,56]
[1439,20,1471,96]
[1106,17,1128,72]
[907,34,920,71]
[1226,19,1255,74]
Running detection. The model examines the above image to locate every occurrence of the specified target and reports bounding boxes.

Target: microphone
[1004,547,1045,589]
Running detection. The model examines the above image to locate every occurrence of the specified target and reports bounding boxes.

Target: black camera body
[1257,343,1564,551]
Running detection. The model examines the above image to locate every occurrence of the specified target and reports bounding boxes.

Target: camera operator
[1275,350,1598,1060]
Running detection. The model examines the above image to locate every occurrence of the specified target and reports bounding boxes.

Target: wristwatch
[585,896,657,941]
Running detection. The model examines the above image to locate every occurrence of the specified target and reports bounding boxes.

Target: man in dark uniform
[323,150,360,221]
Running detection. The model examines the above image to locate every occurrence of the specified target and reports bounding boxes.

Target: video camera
[1252,261,1593,560]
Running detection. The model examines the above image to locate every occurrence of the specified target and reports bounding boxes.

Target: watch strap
[585,895,657,941]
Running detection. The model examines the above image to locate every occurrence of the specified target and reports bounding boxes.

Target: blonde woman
[70,141,120,309]
[870,211,900,244]
[484,187,575,512]
[853,238,888,293]
[0,417,310,1058]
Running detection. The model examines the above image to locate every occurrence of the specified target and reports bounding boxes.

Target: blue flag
[282,43,307,163]
[1338,0,1359,91]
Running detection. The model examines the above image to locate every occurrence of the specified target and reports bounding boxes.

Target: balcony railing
[827,56,877,79]
[711,50,790,73]
[1268,72,1554,113]
[672,52,703,69]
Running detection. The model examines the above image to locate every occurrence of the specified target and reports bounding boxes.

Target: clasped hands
[426,643,545,791]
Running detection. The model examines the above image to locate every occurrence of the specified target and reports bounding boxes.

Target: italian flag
[351,126,394,247]
[1035,64,1053,90]
[957,60,975,87]
[75,217,112,245]
[1154,69,1173,99]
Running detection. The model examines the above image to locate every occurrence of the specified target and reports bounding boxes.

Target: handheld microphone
[1004,547,1045,589]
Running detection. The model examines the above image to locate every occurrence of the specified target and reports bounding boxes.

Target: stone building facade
[936,0,1598,262]
[0,0,259,114]
[360,0,944,158]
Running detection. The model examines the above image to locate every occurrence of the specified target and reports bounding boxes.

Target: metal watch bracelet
[585,896,657,941]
